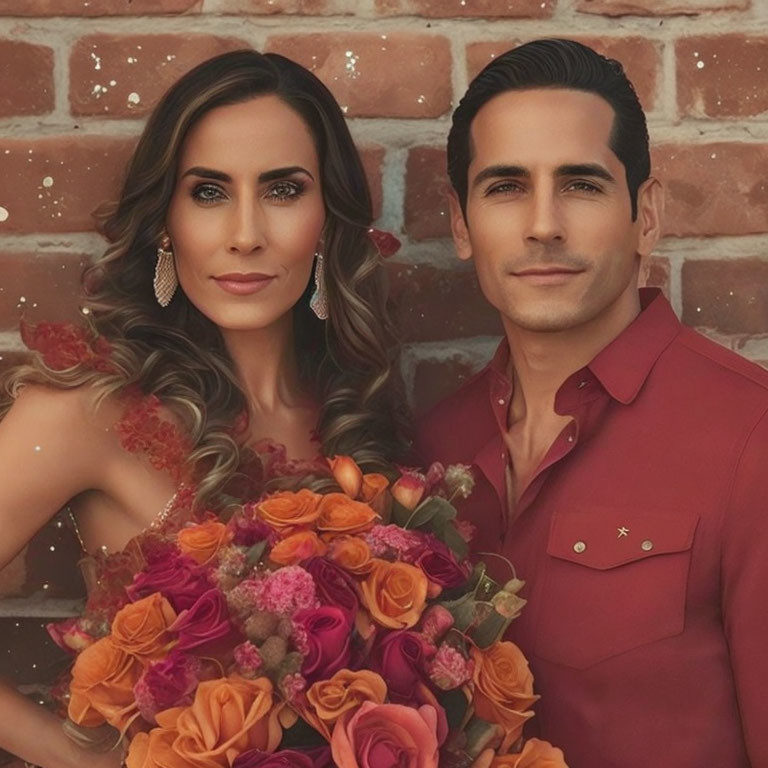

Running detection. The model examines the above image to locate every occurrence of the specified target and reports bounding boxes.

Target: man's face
[452,88,659,334]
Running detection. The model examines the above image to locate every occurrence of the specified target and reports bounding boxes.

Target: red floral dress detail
[20,320,114,373]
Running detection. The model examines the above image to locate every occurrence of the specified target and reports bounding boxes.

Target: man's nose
[523,188,566,245]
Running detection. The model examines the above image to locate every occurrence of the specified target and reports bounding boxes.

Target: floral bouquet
[49,458,567,768]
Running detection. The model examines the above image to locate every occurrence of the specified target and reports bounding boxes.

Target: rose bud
[392,471,427,511]
[328,455,364,498]
[419,605,455,645]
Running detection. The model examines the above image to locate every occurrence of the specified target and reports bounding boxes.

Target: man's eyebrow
[180,165,315,183]
[471,165,530,189]
[556,163,616,183]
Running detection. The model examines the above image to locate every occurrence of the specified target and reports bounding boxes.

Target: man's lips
[512,267,584,276]
[510,266,585,285]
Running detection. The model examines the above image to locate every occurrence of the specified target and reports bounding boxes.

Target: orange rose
[471,642,540,753]
[302,669,387,740]
[360,559,428,629]
[68,637,142,732]
[270,530,328,566]
[256,489,322,531]
[491,739,569,768]
[330,535,374,575]
[110,593,177,660]
[329,455,364,498]
[177,520,232,565]
[317,493,378,536]
[129,676,282,768]
[361,473,390,514]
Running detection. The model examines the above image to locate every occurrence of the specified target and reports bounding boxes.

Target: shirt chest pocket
[533,508,699,670]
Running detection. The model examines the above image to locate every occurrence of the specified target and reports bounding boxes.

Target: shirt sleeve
[720,405,768,766]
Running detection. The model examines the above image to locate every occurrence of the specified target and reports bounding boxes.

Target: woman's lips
[212,273,276,295]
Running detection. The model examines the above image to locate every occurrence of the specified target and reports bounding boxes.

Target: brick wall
[1,0,767,698]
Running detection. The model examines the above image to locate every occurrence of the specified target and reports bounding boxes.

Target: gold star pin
[618,527,630,538]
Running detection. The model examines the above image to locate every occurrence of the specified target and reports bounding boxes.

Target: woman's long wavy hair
[2,50,410,505]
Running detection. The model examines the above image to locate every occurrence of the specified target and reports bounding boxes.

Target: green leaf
[433,519,469,559]
[470,608,512,649]
[439,687,470,732]
[246,540,267,566]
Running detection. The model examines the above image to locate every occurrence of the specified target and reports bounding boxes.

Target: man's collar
[588,288,681,404]
[487,288,682,405]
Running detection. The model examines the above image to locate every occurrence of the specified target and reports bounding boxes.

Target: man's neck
[504,290,642,427]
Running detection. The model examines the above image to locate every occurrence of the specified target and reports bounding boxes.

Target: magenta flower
[169,588,233,650]
[133,650,200,723]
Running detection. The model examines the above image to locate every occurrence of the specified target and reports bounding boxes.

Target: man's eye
[266,181,304,201]
[192,184,225,204]
[486,181,524,196]
[566,180,602,194]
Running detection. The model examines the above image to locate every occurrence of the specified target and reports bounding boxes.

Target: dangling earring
[309,250,328,320]
[154,233,177,307]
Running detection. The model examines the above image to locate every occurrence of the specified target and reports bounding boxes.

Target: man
[416,39,768,767]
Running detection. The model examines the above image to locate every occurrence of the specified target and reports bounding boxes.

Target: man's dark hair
[447,38,650,220]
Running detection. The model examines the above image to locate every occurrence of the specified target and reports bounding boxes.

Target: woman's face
[166,95,326,332]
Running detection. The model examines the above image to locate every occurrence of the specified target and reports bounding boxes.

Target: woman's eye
[192,184,225,204]
[266,180,304,201]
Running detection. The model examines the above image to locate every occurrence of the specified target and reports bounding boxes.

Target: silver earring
[309,250,328,320]
[154,234,178,307]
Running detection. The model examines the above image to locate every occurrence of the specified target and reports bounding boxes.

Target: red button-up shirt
[415,289,768,768]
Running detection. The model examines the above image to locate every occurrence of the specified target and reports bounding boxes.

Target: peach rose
[329,535,374,575]
[256,489,322,532]
[303,669,387,740]
[361,473,390,513]
[68,637,142,732]
[317,493,378,536]
[360,559,428,629]
[471,642,540,753]
[391,472,426,511]
[111,593,177,660]
[331,701,439,768]
[269,530,328,566]
[129,676,282,768]
[177,520,232,565]
[329,456,364,498]
[491,739,569,768]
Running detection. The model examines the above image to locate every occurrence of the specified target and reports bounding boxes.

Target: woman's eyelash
[267,180,306,201]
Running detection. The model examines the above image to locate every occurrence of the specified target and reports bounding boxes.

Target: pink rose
[331,701,439,768]
[133,650,200,724]
[233,746,333,768]
[47,617,97,655]
[168,588,233,651]
[293,606,353,682]
[127,553,211,612]
[373,631,434,705]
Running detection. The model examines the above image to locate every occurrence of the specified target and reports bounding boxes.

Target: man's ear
[636,176,664,258]
[448,190,473,262]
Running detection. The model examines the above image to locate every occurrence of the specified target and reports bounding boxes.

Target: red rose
[294,606,353,682]
[415,541,469,588]
[127,554,211,612]
[304,557,360,623]
[233,747,333,768]
[168,588,233,651]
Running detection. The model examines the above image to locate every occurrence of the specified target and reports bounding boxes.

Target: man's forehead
[468,87,617,168]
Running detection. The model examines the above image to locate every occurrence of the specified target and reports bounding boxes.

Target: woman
[0,49,408,767]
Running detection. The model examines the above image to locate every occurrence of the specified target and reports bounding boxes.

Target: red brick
[70,35,247,118]
[0,253,90,332]
[0,41,54,118]
[0,0,199,14]
[266,33,452,119]
[576,0,748,15]
[653,143,768,237]
[413,355,481,414]
[467,37,659,110]
[404,147,451,241]
[682,259,768,335]
[360,146,385,221]
[375,0,554,17]
[677,36,768,118]
[0,137,135,233]
[642,255,671,296]
[209,0,348,12]
[388,261,502,342]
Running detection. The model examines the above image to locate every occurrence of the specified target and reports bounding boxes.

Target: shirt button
[577,380,589,389]
[573,541,586,553]
[641,539,653,552]
[567,435,574,443]
[498,398,505,405]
